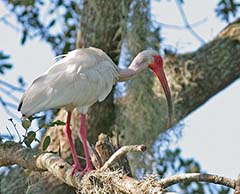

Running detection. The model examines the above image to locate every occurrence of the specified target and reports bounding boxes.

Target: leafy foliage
[3,0,81,54]
[49,120,65,126]
[23,131,37,147]
[20,116,64,149]
[216,0,240,22]
[1,117,56,149]
[21,118,31,130]
[42,135,51,151]
[0,51,12,74]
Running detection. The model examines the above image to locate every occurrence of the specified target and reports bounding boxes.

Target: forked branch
[0,141,238,193]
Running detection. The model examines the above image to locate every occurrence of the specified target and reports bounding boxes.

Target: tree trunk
[75,0,131,143]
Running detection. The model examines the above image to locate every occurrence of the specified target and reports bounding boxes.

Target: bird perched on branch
[18,47,173,175]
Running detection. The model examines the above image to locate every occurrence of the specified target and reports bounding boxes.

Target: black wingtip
[18,101,23,111]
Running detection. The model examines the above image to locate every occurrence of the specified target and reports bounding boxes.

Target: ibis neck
[117,68,136,82]
[117,57,148,82]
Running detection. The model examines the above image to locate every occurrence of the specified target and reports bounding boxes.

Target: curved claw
[71,164,82,176]
[80,165,93,177]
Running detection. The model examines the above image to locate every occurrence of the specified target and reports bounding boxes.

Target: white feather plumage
[19,47,119,116]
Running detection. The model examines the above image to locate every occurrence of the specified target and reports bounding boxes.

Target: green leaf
[21,30,27,45]
[30,115,44,121]
[42,136,51,151]
[18,76,25,87]
[23,131,36,147]
[2,64,12,69]
[0,52,10,60]
[22,118,31,130]
[47,20,56,28]
[50,120,65,126]
[0,64,13,74]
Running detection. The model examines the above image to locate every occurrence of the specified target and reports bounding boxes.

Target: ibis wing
[19,60,118,116]
[19,72,75,116]
[46,48,97,75]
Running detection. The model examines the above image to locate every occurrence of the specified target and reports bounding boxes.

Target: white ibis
[18,47,172,175]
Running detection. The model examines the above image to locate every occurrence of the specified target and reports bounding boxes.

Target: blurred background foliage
[0,0,239,193]
[0,51,12,74]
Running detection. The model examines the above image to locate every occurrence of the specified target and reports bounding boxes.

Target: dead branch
[159,173,236,189]
[234,175,240,194]
[101,144,146,170]
[0,141,166,193]
[0,140,238,193]
[93,133,133,176]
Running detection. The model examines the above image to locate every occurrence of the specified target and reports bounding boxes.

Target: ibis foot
[71,163,82,176]
[80,164,93,177]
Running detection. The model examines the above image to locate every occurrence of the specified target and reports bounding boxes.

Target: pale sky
[0,0,239,188]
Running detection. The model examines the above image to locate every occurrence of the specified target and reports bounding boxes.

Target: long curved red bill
[153,69,173,128]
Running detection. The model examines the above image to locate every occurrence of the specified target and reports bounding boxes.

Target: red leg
[65,111,82,175]
[80,114,93,174]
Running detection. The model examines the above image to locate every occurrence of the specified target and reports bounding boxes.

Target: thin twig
[0,86,19,102]
[8,118,21,142]
[5,127,14,140]
[0,97,17,109]
[101,144,147,170]
[0,13,11,20]
[0,97,18,119]
[175,0,205,44]
[155,18,207,30]
[0,79,25,92]
[0,15,21,32]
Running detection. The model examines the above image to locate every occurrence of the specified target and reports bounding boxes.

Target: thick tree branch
[0,141,238,193]
[0,141,167,193]
[0,141,42,171]
[163,17,240,128]
[234,175,240,194]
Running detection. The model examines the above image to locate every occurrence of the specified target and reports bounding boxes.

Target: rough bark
[75,0,131,143]
[164,20,240,123]
[0,141,237,194]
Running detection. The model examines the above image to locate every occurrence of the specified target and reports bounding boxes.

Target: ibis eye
[157,58,161,63]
